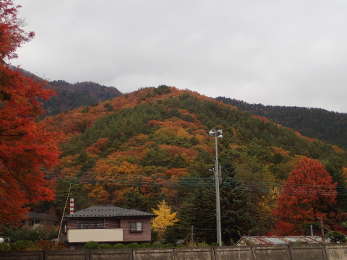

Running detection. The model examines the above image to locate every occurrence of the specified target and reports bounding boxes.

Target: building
[65,205,154,243]
[24,212,58,228]
[236,236,323,246]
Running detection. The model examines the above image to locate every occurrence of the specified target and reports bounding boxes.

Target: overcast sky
[13,0,347,112]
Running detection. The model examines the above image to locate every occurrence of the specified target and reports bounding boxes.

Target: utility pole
[310,224,313,236]
[320,217,325,243]
[57,183,72,244]
[191,225,194,244]
[209,128,223,247]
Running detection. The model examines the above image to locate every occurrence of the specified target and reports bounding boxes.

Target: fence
[1,244,347,260]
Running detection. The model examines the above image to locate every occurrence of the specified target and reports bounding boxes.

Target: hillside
[12,67,122,115]
[217,97,347,149]
[44,80,121,115]
[47,86,347,243]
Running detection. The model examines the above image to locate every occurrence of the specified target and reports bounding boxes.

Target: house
[236,236,323,246]
[65,205,154,243]
[24,212,58,228]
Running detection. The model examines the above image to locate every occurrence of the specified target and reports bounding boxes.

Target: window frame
[129,221,143,233]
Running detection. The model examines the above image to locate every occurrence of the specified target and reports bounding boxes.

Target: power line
[57,178,347,190]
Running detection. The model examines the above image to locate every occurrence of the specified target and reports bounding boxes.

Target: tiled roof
[66,205,154,218]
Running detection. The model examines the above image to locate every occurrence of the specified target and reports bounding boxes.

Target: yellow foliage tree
[152,200,179,239]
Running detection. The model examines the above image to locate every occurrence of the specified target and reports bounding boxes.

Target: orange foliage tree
[272,157,337,235]
[0,0,59,226]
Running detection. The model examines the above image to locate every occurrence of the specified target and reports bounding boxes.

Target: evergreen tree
[178,164,257,244]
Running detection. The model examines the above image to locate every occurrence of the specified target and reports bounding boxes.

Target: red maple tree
[272,157,337,235]
[0,0,59,226]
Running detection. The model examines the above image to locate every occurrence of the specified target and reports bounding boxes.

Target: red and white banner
[69,197,74,214]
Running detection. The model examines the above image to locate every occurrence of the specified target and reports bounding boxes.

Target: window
[129,222,143,233]
[30,218,40,225]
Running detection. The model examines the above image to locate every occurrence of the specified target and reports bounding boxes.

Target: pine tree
[178,164,257,244]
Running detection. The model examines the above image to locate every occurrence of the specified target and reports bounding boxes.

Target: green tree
[178,164,256,244]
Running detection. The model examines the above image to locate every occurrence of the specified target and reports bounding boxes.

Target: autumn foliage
[0,0,34,60]
[152,200,179,239]
[51,83,347,242]
[272,157,337,235]
[0,0,59,226]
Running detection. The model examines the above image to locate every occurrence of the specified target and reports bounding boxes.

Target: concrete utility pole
[57,183,72,244]
[320,217,325,243]
[209,128,223,247]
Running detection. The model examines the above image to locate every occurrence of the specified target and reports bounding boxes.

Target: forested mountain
[217,97,347,149]
[45,86,347,243]
[44,80,121,115]
[12,67,122,115]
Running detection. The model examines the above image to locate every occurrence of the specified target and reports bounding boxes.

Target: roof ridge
[66,205,154,218]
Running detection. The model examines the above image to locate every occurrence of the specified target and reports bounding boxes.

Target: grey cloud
[13,0,347,112]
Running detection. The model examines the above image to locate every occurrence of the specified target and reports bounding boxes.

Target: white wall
[67,228,123,243]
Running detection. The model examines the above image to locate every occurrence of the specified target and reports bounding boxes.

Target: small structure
[236,236,323,246]
[65,205,154,243]
[24,212,58,228]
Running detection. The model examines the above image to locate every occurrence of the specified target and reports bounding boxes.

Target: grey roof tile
[66,205,154,218]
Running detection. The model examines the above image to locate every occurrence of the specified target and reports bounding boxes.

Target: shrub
[113,243,125,249]
[328,231,347,243]
[98,243,113,249]
[4,228,40,242]
[4,226,58,242]
[0,243,11,252]
[139,243,151,248]
[11,240,36,251]
[84,241,99,249]
[127,243,141,248]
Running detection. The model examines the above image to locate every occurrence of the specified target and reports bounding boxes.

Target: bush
[84,241,99,249]
[4,228,40,242]
[0,243,11,252]
[126,243,141,248]
[98,243,113,249]
[4,226,58,242]
[139,243,151,248]
[113,243,125,249]
[328,231,347,243]
[11,240,36,251]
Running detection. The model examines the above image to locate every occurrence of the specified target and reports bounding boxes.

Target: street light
[209,128,222,247]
